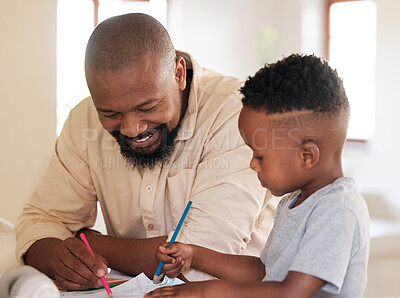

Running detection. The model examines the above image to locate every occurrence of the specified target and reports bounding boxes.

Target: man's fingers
[53,249,100,287]
[50,237,107,290]
[67,238,107,277]
[54,271,91,291]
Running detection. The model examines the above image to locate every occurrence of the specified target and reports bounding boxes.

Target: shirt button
[145,184,152,192]
[148,224,154,230]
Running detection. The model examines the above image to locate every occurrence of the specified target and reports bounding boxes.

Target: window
[56,0,167,135]
[326,0,377,141]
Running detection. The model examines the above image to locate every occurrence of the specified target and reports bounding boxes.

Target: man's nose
[120,113,148,138]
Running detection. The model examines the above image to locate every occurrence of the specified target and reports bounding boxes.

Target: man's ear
[175,56,186,91]
[300,141,320,169]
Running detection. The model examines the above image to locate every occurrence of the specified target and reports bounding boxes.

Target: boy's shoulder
[308,177,370,243]
[312,177,368,217]
[278,177,369,229]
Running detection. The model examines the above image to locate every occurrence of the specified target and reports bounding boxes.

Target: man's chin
[119,136,173,171]
[111,122,180,171]
[120,151,169,171]
[126,137,162,156]
[131,148,157,156]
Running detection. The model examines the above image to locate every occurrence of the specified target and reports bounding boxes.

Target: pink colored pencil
[80,233,113,298]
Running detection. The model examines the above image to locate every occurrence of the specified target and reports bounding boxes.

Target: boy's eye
[254,156,263,161]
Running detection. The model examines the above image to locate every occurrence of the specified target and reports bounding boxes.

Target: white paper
[59,273,184,297]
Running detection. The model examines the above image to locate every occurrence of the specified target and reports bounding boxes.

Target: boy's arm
[146,271,325,298]
[159,243,265,282]
[192,245,265,282]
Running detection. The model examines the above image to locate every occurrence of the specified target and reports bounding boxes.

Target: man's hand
[25,237,108,290]
[156,242,195,278]
[49,237,108,290]
[25,234,168,285]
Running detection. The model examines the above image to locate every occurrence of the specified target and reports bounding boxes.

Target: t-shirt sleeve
[289,204,358,294]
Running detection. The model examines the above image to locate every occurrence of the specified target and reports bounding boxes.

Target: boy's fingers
[163,266,182,279]
[162,262,183,276]
[165,242,183,252]
[158,244,167,253]
[156,252,176,264]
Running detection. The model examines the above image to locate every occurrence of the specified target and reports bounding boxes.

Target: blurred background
[1,0,399,296]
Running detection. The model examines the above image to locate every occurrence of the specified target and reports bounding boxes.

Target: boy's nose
[250,158,260,173]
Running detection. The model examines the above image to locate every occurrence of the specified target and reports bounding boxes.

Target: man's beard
[110,123,180,171]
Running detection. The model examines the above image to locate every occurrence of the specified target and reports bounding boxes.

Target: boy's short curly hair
[240,54,349,116]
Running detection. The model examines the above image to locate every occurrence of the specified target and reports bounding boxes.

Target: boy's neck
[296,164,344,207]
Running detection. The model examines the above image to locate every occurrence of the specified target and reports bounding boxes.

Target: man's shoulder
[69,96,96,115]
[183,51,243,104]
[198,68,243,100]
[67,97,99,127]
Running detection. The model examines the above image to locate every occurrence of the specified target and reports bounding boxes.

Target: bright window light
[329,0,377,140]
[56,0,167,135]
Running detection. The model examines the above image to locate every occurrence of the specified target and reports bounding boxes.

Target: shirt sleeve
[172,100,271,281]
[15,107,98,264]
[289,204,359,294]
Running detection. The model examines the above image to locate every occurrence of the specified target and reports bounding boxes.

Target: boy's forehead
[266,110,314,123]
[240,107,314,128]
[239,108,317,147]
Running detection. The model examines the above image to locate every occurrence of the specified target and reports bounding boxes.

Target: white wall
[0,0,57,223]
[342,0,400,217]
[168,0,303,80]
[167,0,400,215]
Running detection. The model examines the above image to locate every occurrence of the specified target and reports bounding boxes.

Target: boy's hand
[145,283,203,298]
[145,280,227,298]
[156,242,195,278]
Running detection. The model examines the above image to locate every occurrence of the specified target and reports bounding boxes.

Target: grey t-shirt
[261,177,370,297]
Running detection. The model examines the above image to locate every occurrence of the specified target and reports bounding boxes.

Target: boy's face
[238,106,304,197]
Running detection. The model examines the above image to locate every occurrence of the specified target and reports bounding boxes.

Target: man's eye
[255,156,263,161]
[103,113,119,119]
[138,105,157,113]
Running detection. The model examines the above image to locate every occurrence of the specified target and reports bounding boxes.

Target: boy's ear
[299,142,320,169]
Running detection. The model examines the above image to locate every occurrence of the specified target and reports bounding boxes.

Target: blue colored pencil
[153,200,193,280]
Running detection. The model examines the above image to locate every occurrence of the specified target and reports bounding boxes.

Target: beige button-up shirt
[15,52,277,281]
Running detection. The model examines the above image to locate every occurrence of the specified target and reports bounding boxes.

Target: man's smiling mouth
[125,129,161,149]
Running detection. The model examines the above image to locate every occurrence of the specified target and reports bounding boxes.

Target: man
[15,13,275,290]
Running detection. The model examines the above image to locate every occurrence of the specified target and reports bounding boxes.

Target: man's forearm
[24,237,63,278]
[82,231,168,277]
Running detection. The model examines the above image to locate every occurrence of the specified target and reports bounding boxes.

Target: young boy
[146,54,370,298]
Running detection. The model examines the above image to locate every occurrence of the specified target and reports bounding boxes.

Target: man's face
[86,54,187,170]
